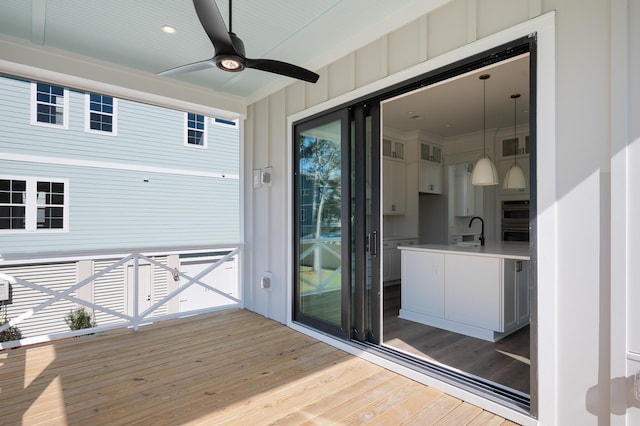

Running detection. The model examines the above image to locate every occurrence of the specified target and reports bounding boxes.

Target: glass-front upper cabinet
[500,134,529,159]
[420,142,442,164]
[382,138,404,160]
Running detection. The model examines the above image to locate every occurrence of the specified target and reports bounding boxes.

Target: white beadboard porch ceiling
[0,0,449,101]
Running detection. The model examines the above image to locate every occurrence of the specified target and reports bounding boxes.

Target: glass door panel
[293,106,379,340]
[351,105,381,343]
[294,111,349,336]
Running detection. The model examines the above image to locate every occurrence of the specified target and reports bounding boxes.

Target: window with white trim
[185,112,207,147]
[31,82,69,129]
[0,177,68,232]
[85,93,117,134]
[0,178,26,230]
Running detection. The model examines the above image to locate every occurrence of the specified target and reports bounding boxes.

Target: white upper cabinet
[499,134,529,160]
[420,142,442,164]
[453,163,477,217]
[420,162,443,194]
[419,142,443,194]
[383,138,405,160]
[383,158,405,215]
[498,131,530,194]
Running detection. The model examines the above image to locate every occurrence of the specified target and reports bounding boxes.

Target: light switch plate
[253,169,261,189]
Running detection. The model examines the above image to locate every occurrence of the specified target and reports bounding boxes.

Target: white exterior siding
[150,256,169,317]
[92,259,126,326]
[1,78,239,175]
[0,161,239,252]
[0,262,77,337]
[0,75,240,254]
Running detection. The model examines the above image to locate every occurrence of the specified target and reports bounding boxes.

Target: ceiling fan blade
[193,0,237,54]
[158,59,216,76]
[245,58,319,83]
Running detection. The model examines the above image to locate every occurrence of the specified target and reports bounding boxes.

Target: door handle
[368,230,378,257]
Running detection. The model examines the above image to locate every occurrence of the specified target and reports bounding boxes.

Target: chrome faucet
[468,216,485,246]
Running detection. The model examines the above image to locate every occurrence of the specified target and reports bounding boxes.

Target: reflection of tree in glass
[299,135,341,239]
[300,134,341,276]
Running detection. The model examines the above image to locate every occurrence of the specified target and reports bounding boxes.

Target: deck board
[0,308,519,425]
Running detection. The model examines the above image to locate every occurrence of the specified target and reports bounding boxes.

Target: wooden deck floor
[0,309,520,425]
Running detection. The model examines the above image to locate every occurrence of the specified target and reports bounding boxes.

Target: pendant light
[503,93,527,190]
[471,74,499,186]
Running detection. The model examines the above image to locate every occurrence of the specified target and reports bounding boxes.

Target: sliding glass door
[293,105,380,340]
[293,37,537,414]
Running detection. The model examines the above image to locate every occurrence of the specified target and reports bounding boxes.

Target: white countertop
[398,241,530,260]
[383,236,418,241]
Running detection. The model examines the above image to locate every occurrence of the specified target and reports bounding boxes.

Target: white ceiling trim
[0,34,246,119]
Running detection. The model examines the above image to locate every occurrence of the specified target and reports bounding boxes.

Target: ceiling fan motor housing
[215,32,246,71]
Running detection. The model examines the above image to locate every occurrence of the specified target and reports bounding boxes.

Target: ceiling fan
[158,0,319,83]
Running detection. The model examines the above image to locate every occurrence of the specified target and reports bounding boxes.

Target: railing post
[133,254,139,331]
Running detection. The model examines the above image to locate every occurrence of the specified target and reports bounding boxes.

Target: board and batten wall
[244,0,638,424]
[0,75,240,253]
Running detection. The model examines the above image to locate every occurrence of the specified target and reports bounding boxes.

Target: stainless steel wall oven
[502,199,530,242]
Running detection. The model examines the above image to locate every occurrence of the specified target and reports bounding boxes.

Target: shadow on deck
[0,308,520,425]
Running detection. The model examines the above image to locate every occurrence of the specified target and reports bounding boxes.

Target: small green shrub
[0,320,22,342]
[64,307,96,331]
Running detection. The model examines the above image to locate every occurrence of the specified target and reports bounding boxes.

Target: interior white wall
[244,0,636,424]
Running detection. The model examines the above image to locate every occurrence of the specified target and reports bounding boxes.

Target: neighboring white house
[0,75,240,337]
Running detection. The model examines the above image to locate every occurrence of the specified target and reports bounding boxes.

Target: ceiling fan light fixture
[216,56,244,71]
[157,0,319,83]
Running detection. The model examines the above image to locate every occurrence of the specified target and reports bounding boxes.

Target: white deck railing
[0,244,243,350]
[299,237,341,294]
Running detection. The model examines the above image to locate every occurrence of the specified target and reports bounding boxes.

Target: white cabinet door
[454,166,475,216]
[382,249,393,282]
[445,254,501,330]
[516,260,530,325]
[419,161,443,194]
[383,158,405,215]
[502,259,530,332]
[401,250,445,317]
[502,259,518,332]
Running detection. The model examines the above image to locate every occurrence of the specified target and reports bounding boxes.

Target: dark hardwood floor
[299,283,530,395]
[382,283,530,395]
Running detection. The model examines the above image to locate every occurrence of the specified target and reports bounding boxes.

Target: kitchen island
[397,242,530,342]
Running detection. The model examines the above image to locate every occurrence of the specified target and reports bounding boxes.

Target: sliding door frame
[287,18,553,417]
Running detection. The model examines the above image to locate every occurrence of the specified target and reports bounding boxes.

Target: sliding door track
[350,339,531,414]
